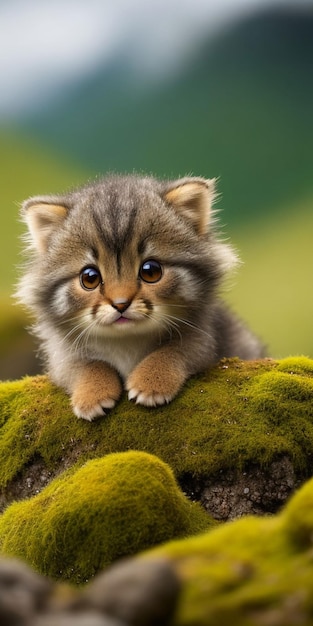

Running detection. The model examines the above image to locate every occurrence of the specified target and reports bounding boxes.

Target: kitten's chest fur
[44,322,161,389]
[88,333,160,379]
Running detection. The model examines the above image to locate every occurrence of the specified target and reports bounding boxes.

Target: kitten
[17,174,264,420]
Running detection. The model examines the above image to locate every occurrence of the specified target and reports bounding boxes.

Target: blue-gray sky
[0,0,311,116]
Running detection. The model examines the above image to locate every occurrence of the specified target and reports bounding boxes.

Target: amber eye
[139,260,163,283]
[80,267,102,290]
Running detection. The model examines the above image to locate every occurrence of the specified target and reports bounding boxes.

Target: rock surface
[0,357,312,520]
[0,356,313,622]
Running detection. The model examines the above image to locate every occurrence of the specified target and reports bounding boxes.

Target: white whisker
[71,316,100,357]
[159,312,213,341]
[53,312,100,359]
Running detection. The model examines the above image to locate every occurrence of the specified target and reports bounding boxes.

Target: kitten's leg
[126,347,187,407]
[71,361,122,421]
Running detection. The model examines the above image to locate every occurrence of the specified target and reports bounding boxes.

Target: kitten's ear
[162,177,216,235]
[22,197,69,253]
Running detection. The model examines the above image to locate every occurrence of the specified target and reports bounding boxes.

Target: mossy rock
[0,357,313,580]
[0,451,211,583]
[0,356,313,618]
[0,357,313,515]
[141,473,313,625]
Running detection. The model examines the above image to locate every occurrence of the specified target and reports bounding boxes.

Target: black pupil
[141,261,162,282]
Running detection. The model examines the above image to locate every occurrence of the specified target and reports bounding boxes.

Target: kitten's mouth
[110,311,149,327]
[114,316,132,324]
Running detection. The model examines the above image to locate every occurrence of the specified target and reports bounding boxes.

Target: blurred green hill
[0,128,87,294]
[228,193,313,358]
[22,6,313,225]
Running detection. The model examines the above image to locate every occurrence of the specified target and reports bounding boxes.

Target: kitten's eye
[80,267,102,290]
[139,260,163,283]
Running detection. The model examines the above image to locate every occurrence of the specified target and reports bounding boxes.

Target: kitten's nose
[111,298,131,314]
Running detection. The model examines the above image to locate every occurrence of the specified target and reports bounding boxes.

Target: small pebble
[0,558,52,625]
[81,556,181,626]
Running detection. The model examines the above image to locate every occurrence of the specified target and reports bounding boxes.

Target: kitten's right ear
[22,198,69,253]
[162,177,216,235]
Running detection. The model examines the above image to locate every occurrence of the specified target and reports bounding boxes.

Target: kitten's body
[17,174,264,419]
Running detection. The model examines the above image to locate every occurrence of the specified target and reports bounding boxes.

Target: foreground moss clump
[0,356,313,495]
[0,451,211,583]
[145,474,313,625]
[4,465,313,623]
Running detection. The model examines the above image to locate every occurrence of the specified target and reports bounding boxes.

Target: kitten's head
[17,174,237,346]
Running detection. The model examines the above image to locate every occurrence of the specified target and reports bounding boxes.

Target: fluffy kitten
[17,174,264,420]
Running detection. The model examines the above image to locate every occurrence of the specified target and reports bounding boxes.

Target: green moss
[283,476,313,551]
[0,357,313,491]
[0,356,313,614]
[0,451,212,583]
[0,376,73,482]
[277,356,313,376]
[145,477,313,625]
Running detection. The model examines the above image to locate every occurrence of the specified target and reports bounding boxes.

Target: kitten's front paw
[72,396,117,421]
[126,353,186,407]
[128,387,173,407]
[71,362,122,421]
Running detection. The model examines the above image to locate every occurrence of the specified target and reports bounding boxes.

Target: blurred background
[0,0,312,380]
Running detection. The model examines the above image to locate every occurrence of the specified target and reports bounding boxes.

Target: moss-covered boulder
[0,451,211,583]
[0,355,313,622]
[0,357,313,518]
[0,356,313,588]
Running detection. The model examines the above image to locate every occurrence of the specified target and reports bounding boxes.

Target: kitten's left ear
[21,197,69,253]
[162,177,216,235]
